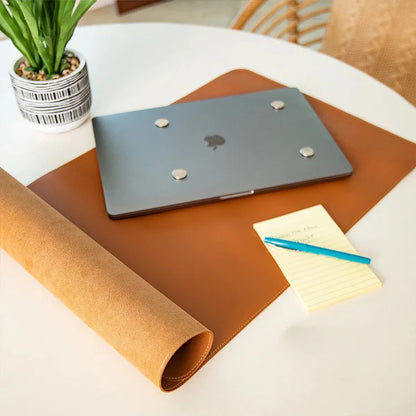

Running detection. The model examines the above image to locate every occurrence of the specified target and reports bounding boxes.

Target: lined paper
[253,205,382,311]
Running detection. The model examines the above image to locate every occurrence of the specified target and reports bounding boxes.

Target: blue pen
[263,237,371,264]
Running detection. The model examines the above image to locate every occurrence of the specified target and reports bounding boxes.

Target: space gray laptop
[92,88,352,218]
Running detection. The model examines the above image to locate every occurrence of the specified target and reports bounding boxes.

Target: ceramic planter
[9,50,91,133]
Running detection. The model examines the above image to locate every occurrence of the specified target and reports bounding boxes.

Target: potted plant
[0,0,96,133]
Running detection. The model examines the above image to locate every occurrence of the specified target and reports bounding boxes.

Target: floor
[79,0,248,28]
[0,0,332,46]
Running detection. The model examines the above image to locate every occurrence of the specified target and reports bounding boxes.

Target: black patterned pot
[9,49,91,133]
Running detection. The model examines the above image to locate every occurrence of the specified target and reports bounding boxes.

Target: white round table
[1,23,415,416]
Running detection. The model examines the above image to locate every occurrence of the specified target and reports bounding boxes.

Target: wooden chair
[233,0,416,105]
[232,0,331,48]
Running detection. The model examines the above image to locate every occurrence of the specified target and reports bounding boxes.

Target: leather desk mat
[28,70,416,388]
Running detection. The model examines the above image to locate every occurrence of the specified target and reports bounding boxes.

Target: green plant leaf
[7,0,41,67]
[12,0,54,74]
[0,0,95,76]
[0,0,39,68]
[69,0,97,28]
[59,58,70,73]
[39,2,55,70]
[54,0,96,72]
[7,1,31,41]
[53,0,76,72]
[0,2,14,38]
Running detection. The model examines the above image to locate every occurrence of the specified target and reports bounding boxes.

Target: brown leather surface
[29,69,416,368]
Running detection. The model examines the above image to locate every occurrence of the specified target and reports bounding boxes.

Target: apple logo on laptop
[204,134,225,150]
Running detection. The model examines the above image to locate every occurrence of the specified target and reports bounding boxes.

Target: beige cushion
[321,0,416,106]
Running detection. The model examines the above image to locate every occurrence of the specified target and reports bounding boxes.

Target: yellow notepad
[253,205,382,311]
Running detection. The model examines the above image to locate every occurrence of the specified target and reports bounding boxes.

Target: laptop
[92,88,352,218]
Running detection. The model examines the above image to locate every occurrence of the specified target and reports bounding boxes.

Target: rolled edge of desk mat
[0,168,213,392]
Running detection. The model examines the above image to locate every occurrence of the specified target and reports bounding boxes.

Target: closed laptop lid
[93,88,352,218]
